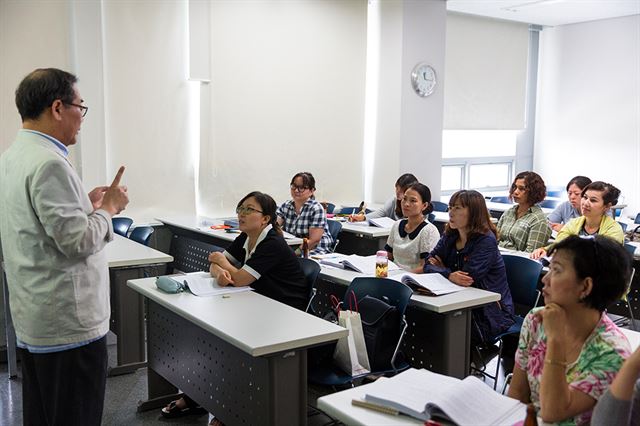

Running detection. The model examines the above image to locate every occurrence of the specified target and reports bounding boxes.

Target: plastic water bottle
[375,250,388,278]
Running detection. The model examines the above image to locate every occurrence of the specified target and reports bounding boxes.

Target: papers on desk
[318,254,401,275]
[178,272,253,297]
[389,272,464,296]
[367,217,396,229]
[361,368,526,425]
[282,231,298,240]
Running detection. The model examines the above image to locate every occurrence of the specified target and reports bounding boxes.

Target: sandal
[161,398,207,419]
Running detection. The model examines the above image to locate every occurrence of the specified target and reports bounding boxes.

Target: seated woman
[350,173,418,222]
[384,183,440,272]
[592,346,640,426]
[547,175,592,232]
[508,235,632,425]
[531,181,624,260]
[425,190,514,345]
[497,171,552,253]
[162,191,308,422]
[277,171,334,255]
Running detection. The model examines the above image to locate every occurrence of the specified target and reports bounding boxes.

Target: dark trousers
[18,335,108,426]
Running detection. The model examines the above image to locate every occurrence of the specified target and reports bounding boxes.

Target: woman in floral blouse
[508,235,632,425]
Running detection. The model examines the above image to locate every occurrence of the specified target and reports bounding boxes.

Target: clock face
[411,63,437,97]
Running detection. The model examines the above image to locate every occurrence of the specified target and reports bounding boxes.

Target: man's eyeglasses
[290,184,310,193]
[65,102,89,118]
[236,205,263,216]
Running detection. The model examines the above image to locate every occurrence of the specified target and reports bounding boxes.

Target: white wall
[534,15,640,216]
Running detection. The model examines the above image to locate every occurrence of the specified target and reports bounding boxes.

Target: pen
[351,399,399,416]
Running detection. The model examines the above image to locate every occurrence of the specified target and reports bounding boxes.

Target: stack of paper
[176,272,253,297]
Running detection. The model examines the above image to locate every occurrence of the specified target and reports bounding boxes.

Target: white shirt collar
[242,224,273,262]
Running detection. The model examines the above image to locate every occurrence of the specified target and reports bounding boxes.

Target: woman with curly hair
[497,171,552,252]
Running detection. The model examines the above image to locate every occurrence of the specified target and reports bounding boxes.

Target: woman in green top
[531,181,624,260]
[496,171,552,252]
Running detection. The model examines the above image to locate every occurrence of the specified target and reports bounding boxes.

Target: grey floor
[0,336,513,426]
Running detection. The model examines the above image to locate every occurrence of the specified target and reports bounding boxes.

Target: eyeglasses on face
[236,205,263,216]
[64,102,88,118]
[290,184,310,193]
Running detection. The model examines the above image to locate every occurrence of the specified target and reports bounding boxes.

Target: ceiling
[446,0,640,27]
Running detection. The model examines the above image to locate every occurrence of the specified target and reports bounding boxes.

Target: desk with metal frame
[315,266,500,379]
[128,277,346,426]
[2,235,173,378]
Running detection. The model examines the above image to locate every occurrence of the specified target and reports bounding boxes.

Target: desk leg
[440,309,471,379]
[2,266,18,379]
[108,264,165,376]
[137,367,180,412]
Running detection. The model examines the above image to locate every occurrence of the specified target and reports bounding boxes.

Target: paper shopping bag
[333,309,371,376]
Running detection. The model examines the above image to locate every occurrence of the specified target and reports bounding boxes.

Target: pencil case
[156,276,185,293]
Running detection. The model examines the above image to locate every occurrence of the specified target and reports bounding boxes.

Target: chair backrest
[299,258,320,311]
[625,243,636,257]
[112,217,133,237]
[326,220,342,251]
[540,198,562,209]
[619,222,628,232]
[490,196,511,204]
[336,206,372,215]
[502,254,543,308]
[129,226,155,246]
[427,213,435,223]
[325,203,336,214]
[431,201,448,212]
[546,188,565,198]
[344,277,413,317]
[635,213,640,225]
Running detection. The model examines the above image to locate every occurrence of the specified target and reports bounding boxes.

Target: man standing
[0,68,129,425]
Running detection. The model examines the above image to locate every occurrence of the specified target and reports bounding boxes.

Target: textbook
[174,272,253,297]
[362,368,526,425]
[367,216,396,229]
[389,272,464,296]
[320,254,401,275]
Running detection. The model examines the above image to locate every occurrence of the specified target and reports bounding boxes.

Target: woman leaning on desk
[508,235,632,426]
[497,171,552,253]
[547,175,592,232]
[384,183,440,273]
[161,191,307,424]
[530,181,624,260]
[277,171,334,255]
[424,190,515,345]
[349,173,418,222]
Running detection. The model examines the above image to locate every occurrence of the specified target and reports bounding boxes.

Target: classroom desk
[2,235,173,378]
[332,220,390,255]
[317,378,422,426]
[128,277,346,426]
[316,266,501,378]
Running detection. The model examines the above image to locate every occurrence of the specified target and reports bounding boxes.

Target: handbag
[332,291,371,376]
[358,295,400,371]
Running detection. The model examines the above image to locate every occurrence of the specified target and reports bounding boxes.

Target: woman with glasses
[497,171,552,252]
[424,190,514,345]
[277,172,334,255]
[547,175,592,232]
[349,173,418,222]
[509,235,631,425]
[384,183,439,272]
[162,191,307,422]
[531,181,624,260]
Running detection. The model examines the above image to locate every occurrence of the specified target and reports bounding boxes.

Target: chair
[490,196,511,204]
[129,226,154,246]
[635,213,640,224]
[324,203,336,214]
[546,188,565,198]
[619,222,628,232]
[473,255,542,390]
[336,206,372,215]
[430,201,448,212]
[609,246,637,331]
[327,220,342,252]
[299,258,320,314]
[539,199,562,209]
[308,277,413,387]
[112,217,133,237]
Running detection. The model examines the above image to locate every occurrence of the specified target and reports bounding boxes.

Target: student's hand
[208,251,226,264]
[534,302,567,341]
[348,213,366,222]
[88,186,109,211]
[210,263,234,286]
[449,271,474,286]
[101,166,129,216]
[428,255,444,268]
[549,222,563,232]
[530,248,546,260]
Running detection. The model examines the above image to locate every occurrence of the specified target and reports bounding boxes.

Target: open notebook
[361,368,526,425]
[319,254,401,275]
[389,272,464,296]
[173,272,253,297]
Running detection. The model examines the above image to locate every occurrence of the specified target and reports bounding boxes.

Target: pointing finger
[110,166,125,189]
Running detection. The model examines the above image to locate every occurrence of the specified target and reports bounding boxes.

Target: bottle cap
[376,250,387,257]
